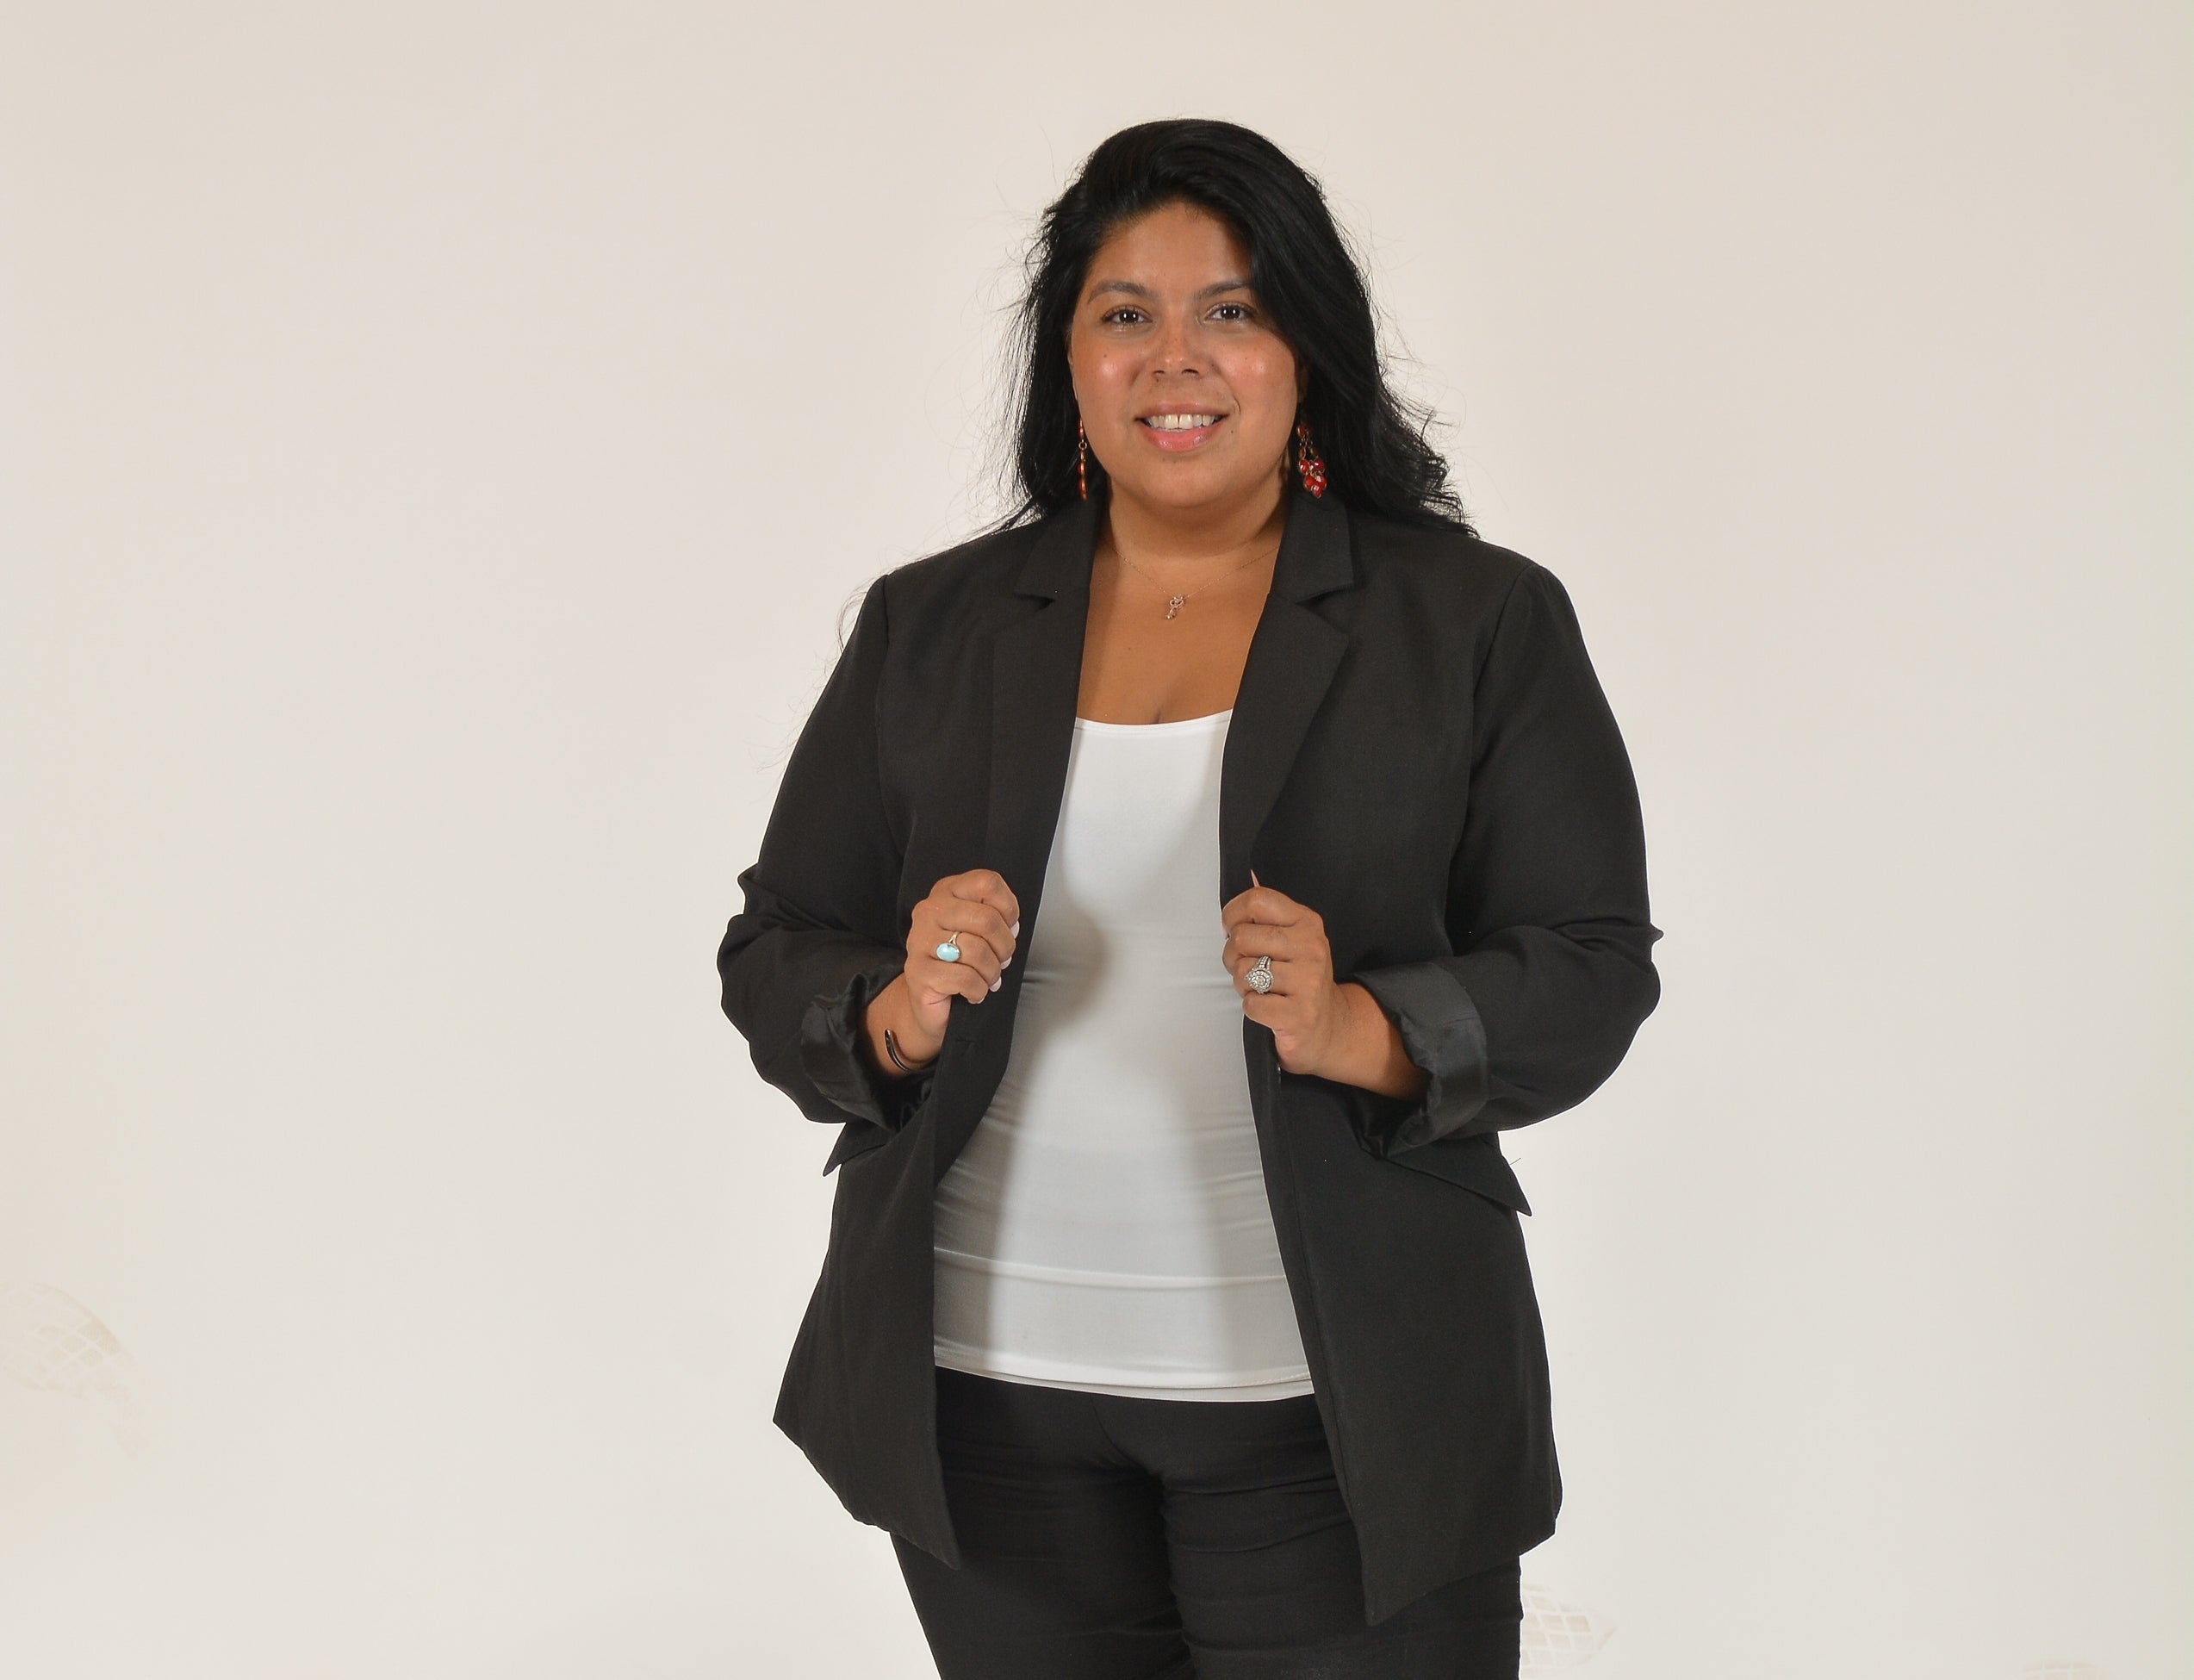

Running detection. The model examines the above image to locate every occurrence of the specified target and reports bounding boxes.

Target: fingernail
[1010,919,1022,936]
[988,975,1002,992]
[1004,954,1012,968]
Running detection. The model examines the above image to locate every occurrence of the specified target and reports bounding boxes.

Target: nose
[1149,311,1205,376]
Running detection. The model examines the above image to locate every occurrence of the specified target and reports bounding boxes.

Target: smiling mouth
[1141,413,1224,431]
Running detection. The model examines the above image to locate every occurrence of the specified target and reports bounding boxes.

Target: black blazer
[717,483,1661,1623]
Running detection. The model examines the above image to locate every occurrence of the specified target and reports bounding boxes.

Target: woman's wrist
[1310,982,1431,1103]
[861,974,941,1079]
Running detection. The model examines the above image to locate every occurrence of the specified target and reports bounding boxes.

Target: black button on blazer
[718,483,1661,1624]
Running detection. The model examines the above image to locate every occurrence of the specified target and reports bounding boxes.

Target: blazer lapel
[978,495,1097,943]
[1219,487,1354,905]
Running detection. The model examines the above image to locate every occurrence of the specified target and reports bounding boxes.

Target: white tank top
[930,707,1315,1401]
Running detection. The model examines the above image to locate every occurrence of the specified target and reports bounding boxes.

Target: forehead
[1082,200,1253,298]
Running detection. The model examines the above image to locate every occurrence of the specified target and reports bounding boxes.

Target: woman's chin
[1109,463,1283,517]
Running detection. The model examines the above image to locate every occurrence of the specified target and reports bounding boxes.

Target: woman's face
[1067,199,1303,519]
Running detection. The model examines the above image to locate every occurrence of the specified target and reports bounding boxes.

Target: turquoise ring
[935,934,962,963]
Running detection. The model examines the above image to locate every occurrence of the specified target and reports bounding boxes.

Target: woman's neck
[1103,476,1289,574]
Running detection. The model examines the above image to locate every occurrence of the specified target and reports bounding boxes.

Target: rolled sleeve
[1346,961,1492,1154]
[796,949,935,1132]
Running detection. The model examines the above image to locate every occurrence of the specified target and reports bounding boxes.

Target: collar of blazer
[974,483,1356,1032]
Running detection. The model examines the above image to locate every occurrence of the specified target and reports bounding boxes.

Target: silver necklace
[1113,542,1277,620]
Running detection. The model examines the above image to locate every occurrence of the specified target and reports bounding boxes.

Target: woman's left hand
[1222,871,1433,1103]
[1220,870,1356,1079]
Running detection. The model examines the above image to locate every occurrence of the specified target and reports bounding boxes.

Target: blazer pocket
[819,1073,941,1175]
[1382,1132,1533,1216]
[822,1119,892,1175]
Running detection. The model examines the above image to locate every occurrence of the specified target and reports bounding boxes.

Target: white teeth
[1142,414,1221,431]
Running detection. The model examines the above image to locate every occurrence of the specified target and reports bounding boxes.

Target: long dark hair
[1000,119,1470,533]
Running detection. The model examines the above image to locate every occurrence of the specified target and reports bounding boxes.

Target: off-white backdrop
[2,4,2185,1677]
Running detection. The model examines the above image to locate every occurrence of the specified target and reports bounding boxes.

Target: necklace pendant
[1165,594,1185,619]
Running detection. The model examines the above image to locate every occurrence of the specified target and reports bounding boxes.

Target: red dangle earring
[1294,420,1327,498]
[1076,419,1089,501]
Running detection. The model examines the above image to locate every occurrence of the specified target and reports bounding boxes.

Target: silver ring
[935,933,961,963]
[1246,954,1273,993]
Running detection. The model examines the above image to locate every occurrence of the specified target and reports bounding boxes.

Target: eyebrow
[1084,277,1256,303]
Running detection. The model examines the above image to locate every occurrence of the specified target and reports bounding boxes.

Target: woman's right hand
[864,868,1022,1072]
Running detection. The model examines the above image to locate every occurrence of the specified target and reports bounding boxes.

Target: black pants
[892,1366,1522,1679]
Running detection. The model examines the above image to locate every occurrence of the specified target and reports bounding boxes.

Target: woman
[718,119,1659,1678]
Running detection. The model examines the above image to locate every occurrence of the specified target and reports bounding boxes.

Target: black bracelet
[882,1027,931,1076]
